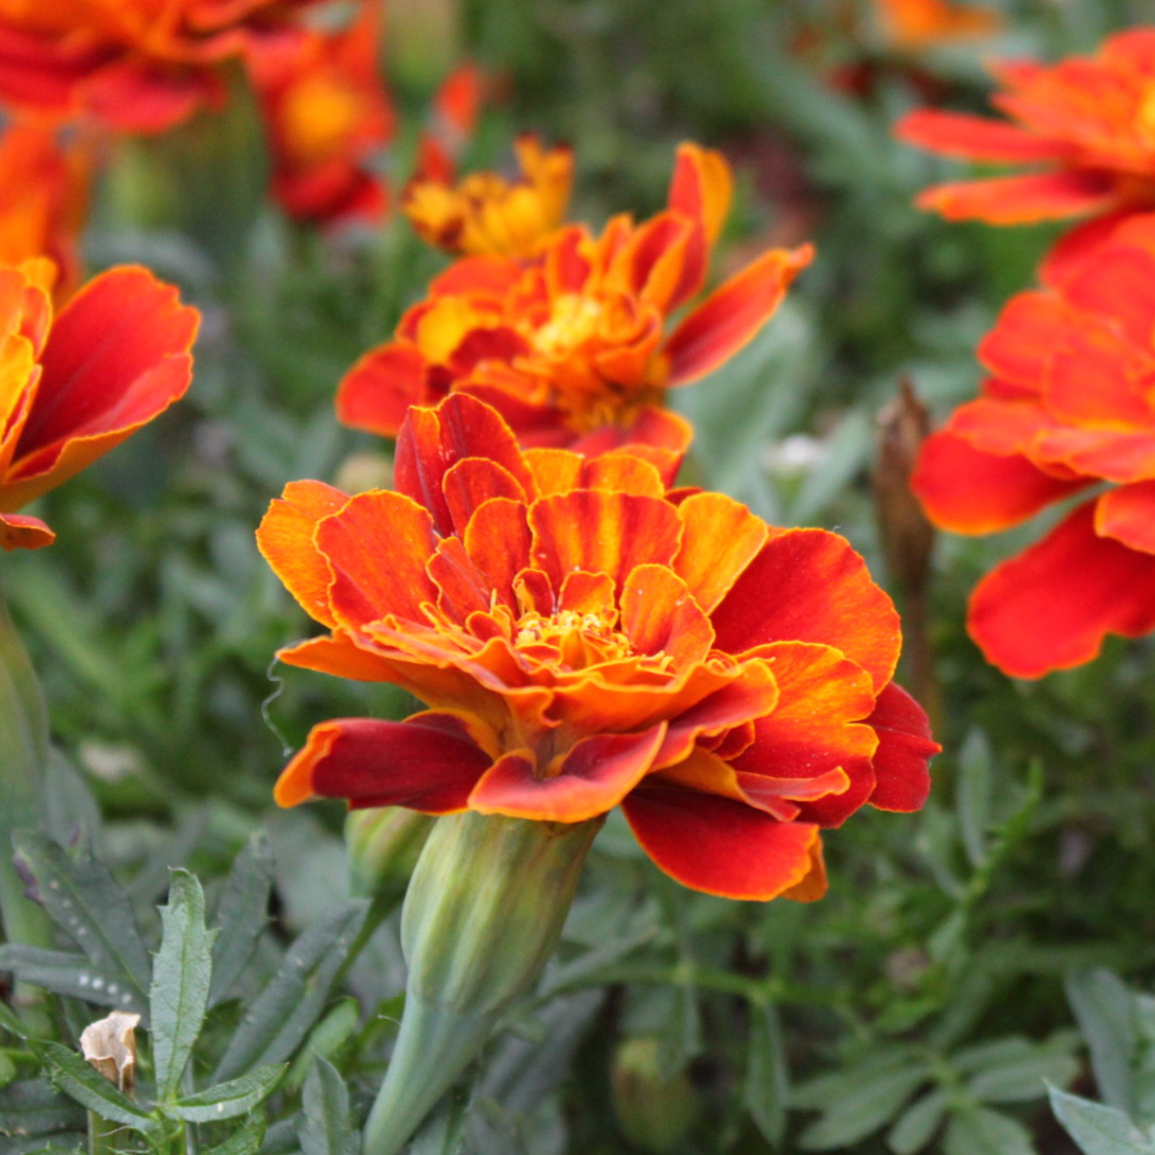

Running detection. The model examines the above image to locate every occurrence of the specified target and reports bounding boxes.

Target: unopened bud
[345,807,433,898]
[80,1011,140,1093]
[611,1036,697,1153]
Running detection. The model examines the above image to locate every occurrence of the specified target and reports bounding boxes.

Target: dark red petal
[969,501,1155,677]
[469,725,666,822]
[0,511,54,551]
[865,683,937,812]
[336,343,429,437]
[622,786,820,900]
[275,712,493,811]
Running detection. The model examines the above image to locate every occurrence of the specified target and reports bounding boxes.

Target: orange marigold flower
[0,121,93,299]
[250,0,395,226]
[0,260,198,551]
[259,393,936,901]
[403,135,574,258]
[912,212,1155,677]
[896,28,1155,224]
[339,143,814,455]
[0,0,321,133]
[870,0,1000,51]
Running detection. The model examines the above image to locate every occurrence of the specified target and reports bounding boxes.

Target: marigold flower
[870,0,1000,51]
[0,260,198,551]
[250,0,395,226]
[0,122,93,299]
[403,135,574,258]
[0,0,321,132]
[912,212,1155,677]
[896,28,1155,224]
[339,143,814,455]
[259,393,936,901]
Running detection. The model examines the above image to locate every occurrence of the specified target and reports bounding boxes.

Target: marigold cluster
[260,394,936,900]
[340,143,813,454]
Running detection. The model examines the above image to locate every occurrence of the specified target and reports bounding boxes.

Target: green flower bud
[611,1036,698,1153]
[345,807,433,899]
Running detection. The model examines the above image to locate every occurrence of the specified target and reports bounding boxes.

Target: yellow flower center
[513,608,638,671]
[531,293,603,358]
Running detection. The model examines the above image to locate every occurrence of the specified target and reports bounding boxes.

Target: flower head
[259,393,935,901]
[403,135,574,258]
[338,143,813,455]
[896,28,1155,224]
[0,260,198,551]
[250,0,395,226]
[0,0,321,132]
[912,212,1155,676]
[870,0,1000,50]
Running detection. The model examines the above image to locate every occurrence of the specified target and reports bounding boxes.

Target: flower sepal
[362,809,603,1154]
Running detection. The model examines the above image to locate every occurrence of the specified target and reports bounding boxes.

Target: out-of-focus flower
[0,122,94,298]
[250,0,395,226]
[260,392,936,901]
[912,212,1155,677]
[403,135,573,257]
[896,29,1155,225]
[338,143,813,455]
[0,260,198,551]
[414,62,485,184]
[0,0,321,133]
[870,0,1000,51]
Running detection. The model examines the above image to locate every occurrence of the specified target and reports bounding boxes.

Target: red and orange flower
[896,28,1155,225]
[259,393,936,901]
[338,143,813,455]
[403,135,573,258]
[0,259,198,551]
[250,0,395,227]
[0,0,321,133]
[870,0,1000,51]
[913,212,1155,677]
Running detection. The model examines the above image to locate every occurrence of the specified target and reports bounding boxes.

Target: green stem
[0,581,55,1032]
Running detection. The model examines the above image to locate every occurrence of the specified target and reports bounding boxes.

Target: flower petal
[865,683,937,812]
[619,564,713,666]
[275,711,494,811]
[914,170,1118,224]
[711,529,900,690]
[1094,481,1155,555]
[894,109,1074,162]
[622,786,821,900]
[969,500,1155,677]
[336,342,428,437]
[0,510,54,550]
[674,492,769,613]
[469,725,667,822]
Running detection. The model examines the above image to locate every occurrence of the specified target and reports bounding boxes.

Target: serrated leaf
[3,1136,85,1155]
[169,1063,286,1122]
[797,1062,928,1150]
[299,1056,359,1155]
[201,1115,266,1155]
[943,1105,1036,1155]
[32,1041,158,1131]
[213,901,368,1083]
[0,1077,86,1135]
[210,832,274,1008]
[1049,1085,1155,1155]
[745,1002,789,1148]
[0,947,130,1016]
[961,1036,1079,1103]
[888,1089,948,1155]
[151,870,215,1100]
[1067,970,1138,1115]
[12,833,149,1016]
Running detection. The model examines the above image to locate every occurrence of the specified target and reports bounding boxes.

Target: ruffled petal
[674,492,769,613]
[969,500,1155,677]
[619,564,713,667]
[1094,481,1155,555]
[622,786,821,900]
[336,342,429,437]
[711,529,901,690]
[0,510,54,550]
[469,725,667,822]
[275,711,494,811]
[865,683,937,812]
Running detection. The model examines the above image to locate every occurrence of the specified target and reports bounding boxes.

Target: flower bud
[80,1011,140,1093]
[611,1036,698,1153]
[345,806,433,898]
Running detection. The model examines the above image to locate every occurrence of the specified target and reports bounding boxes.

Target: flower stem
[0,582,56,1031]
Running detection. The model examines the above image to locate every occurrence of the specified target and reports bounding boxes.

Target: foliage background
[4,0,1155,1152]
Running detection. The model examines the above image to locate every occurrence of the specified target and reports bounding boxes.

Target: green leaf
[31,1041,158,1132]
[0,991,30,1039]
[11,833,149,1016]
[200,1115,266,1155]
[942,1105,1036,1155]
[956,729,993,869]
[0,947,128,1015]
[745,1002,789,1148]
[1067,970,1138,1115]
[169,1063,286,1122]
[213,901,368,1082]
[0,1077,86,1135]
[887,1089,948,1155]
[1049,1086,1155,1155]
[151,870,216,1100]
[286,998,361,1091]
[298,1056,359,1155]
[2,1137,85,1155]
[959,1035,1079,1103]
[209,831,274,1008]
